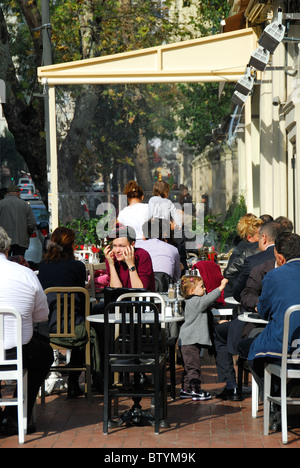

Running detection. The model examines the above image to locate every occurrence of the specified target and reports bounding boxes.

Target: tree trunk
[0,6,47,201]
[134,130,153,194]
[57,87,100,221]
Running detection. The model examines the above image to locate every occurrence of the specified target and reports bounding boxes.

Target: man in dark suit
[239,232,300,397]
[215,221,282,401]
[232,221,282,302]
[240,258,276,312]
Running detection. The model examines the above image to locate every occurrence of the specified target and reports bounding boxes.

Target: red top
[192,260,225,306]
[105,248,155,292]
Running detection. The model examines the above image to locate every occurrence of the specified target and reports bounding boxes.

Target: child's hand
[219,278,228,291]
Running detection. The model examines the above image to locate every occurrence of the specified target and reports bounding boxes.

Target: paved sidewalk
[1,352,300,448]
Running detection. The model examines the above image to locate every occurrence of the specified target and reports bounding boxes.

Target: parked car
[18,177,33,185]
[18,183,40,201]
[92,182,104,192]
[25,201,49,266]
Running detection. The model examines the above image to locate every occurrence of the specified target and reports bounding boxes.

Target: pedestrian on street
[0,184,36,257]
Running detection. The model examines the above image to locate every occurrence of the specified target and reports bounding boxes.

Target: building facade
[191,0,300,231]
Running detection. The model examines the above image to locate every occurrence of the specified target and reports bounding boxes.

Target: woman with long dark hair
[38,227,87,397]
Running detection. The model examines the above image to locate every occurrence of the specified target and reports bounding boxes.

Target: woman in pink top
[104,224,155,292]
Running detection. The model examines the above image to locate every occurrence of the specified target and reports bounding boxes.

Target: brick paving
[1,352,300,448]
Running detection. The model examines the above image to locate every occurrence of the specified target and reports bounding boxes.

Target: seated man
[214,223,281,401]
[240,258,276,312]
[0,227,53,435]
[135,218,181,288]
[232,221,282,302]
[238,231,300,397]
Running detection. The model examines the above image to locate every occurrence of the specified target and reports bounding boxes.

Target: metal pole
[40,0,54,229]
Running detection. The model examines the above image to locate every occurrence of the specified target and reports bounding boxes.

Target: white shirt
[135,238,181,282]
[148,196,182,228]
[117,203,150,240]
[0,254,49,349]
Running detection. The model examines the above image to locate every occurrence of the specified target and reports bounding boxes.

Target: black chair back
[102,300,167,434]
[154,273,172,292]
[104,287,148,306]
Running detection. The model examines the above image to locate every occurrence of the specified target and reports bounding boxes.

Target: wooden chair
[0,307,28,444]
[85,262,106,299]
[41,287,92,402]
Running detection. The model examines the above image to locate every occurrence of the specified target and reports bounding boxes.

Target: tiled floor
[1,352,300,448]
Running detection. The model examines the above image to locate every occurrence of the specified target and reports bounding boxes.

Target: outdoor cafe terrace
[1,350,300,449]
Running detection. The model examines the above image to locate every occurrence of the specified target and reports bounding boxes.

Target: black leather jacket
[224,240,260,290]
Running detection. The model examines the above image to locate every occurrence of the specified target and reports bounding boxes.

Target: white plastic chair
[251,375,259,418]
[264,305,300,444]
[0,307,28,444]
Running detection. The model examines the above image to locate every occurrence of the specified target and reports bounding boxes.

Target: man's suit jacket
[232,245,275,302]
[240,258,276,312]
[248,258,300,360]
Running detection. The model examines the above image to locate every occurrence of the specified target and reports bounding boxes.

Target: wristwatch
[129,266,136,272]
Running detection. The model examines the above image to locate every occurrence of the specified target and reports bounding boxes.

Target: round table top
[238,312,268,324]
[87,312,184,324]
[225,296,240,305]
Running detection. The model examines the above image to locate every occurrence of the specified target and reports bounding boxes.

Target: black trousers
[3,332,54,422]
[180,344,202,391]
[214,321,238,383]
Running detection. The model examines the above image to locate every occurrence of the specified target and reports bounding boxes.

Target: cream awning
[38,28,257,85]
[37,28,258,230]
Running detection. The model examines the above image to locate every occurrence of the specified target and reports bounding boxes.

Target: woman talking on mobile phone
[104,223,155,292]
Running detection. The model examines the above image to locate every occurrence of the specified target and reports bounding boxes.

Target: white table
[238,312,268,325]
[225,296,240,305]
[225,296,241,314]
[87,312,184,325]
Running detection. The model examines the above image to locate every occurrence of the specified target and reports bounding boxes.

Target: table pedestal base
[108,401,170,429]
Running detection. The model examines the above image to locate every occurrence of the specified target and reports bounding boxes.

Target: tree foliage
[172,0,234,150]
[0,0,233,213]
[175,82,234,150]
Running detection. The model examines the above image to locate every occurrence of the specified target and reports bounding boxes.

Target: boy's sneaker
[180,389,193,399]
[191,388,212,401]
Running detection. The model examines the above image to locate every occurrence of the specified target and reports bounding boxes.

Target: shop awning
[37,27,257,230]
[38,28,257,85]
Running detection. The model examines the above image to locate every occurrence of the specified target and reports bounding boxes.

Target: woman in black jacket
[224,214,263,297]
[38,227,87,398]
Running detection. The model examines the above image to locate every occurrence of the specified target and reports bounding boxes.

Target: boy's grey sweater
[178,288,221,347]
